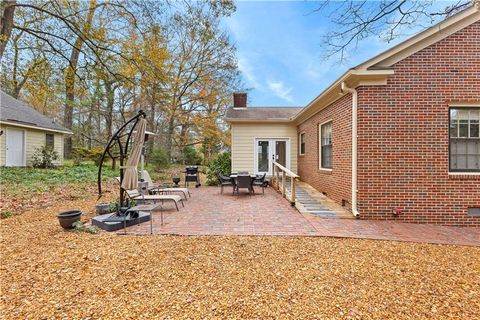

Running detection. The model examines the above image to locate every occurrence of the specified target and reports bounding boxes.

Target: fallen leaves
[0,194,479,319]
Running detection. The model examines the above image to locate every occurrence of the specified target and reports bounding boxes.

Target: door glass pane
[275,141,286,167]
[257,141,269,172]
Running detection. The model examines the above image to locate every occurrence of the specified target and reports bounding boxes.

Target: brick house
[226,6,480,226]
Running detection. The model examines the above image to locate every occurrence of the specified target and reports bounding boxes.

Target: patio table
[229,174,256,178]
[128,204,163,234]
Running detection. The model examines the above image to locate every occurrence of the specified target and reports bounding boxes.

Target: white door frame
[253,137,291,175]
[5,127,26,167]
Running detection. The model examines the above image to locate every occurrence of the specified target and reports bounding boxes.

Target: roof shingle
[225,106,303,121]
[0,91,71,133]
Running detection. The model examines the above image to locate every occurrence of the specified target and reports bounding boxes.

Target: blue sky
[223,1,448,106]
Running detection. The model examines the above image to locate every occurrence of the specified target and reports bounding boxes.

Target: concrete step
[293,185,338,218]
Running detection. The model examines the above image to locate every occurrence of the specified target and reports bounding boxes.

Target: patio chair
[252,173,267,194]
[235,175,253,196]
[217,172,234,194]
[141,170,191,200]
[125,189,184,211]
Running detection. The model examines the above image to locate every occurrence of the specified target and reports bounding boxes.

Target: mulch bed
[1,195,479,319]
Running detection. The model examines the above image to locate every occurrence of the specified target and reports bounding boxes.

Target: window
[46,133,54,150]
[320,121,332,169]
[449,107,480,172]
[299,132,305,155]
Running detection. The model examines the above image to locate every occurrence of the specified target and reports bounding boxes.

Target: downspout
[341,82,360,217]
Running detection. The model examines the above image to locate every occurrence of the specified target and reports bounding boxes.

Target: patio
[124,186,480,246]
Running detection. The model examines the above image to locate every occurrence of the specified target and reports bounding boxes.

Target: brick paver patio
[125,186,480,246]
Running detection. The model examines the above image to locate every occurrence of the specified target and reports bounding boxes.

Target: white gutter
[0,120,73,135]
[341,82,360,217]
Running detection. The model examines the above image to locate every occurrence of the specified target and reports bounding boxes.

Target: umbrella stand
[97,110,147,207]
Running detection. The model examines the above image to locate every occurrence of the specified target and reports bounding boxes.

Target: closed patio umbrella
[121,118,147,191]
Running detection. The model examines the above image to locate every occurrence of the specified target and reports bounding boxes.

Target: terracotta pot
[57,210,82,229]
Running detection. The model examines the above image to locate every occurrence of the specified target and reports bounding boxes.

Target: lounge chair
[141,170,191,200]
[125,189,184,211]
[252,173,267,194]
[217,172,234,194]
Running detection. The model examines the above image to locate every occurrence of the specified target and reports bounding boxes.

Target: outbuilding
[0,90,72,166]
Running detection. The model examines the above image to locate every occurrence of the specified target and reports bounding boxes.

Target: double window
[46,133,55,150]
[320,121,332,169]
[449,107,480,172]
[299,132,305,155]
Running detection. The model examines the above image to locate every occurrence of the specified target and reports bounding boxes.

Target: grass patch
[0,161,117,187]
[0,211,18,219]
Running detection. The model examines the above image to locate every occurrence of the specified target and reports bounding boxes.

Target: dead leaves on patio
[0,196,479,319]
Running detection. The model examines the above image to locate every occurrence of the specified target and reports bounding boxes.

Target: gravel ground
[1,197,479,319]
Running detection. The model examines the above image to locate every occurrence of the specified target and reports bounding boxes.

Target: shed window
[320,121,332,169]
[46,133,55,150]
[299,132,305,155]
[449,108,480,172]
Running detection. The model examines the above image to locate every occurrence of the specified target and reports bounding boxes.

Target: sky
[223,1,448,107]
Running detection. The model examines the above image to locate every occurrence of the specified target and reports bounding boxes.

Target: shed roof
[225,106,303,122]
[0,91,71,134]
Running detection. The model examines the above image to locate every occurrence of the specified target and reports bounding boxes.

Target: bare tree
[315,0,477,61]
[0,0,16,59]
[64,0,97,158]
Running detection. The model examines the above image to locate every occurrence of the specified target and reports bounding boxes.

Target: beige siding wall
[0,124,64,166]
[0,124,5,166]
[231,122,298,174]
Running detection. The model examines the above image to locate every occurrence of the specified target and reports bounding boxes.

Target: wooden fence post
[291,177,296,204]
[282,171,286,198]
[272,163,276,189]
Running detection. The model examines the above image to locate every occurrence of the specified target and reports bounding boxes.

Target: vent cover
[468,208,480,217]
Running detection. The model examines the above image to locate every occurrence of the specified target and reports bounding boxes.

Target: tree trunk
[104,80,114,139]
[166,115,175,161]
[147,87,156,157]
[0,0,16,60]
[63,0,96,158]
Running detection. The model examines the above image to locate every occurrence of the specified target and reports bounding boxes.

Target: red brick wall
[297,21,479,226]
[356,21,480,226]
[297,94,352,209]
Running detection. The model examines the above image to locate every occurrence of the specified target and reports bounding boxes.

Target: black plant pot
[57,210,82,229]
[172,177,181,186]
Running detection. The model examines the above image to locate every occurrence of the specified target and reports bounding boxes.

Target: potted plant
[57,210,82,229]
[95,203,111,215]
[172,177,181,186]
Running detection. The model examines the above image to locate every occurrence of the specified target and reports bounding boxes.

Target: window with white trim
[449,107,480,172]
[299,132,305,155]
[320,121,332,169]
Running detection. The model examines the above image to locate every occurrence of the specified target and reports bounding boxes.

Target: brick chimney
[233,92,247,108]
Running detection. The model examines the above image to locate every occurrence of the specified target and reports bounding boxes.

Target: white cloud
[238,56,261,90]
[267,80,293,103]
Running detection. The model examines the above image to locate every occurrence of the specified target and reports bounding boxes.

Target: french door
[255,138,289,175]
